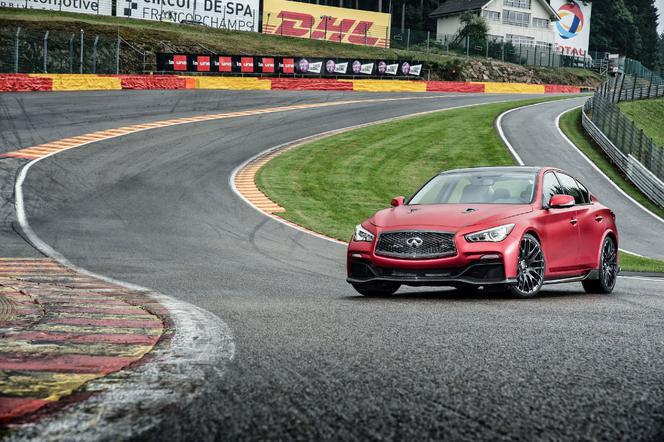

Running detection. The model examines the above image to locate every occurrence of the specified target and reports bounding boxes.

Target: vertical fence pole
[92,36,99,74]
[485,38,488,58]
[426,31,430,53]
[115,36,120,74]
[385,26,388,49]
[43,31,49,73]
[501,39,504,62]
[79,29,84,74]
[364,24,368,46]
[14,27,21,74]
[406,28,410,51]
[69,34,74,73]
[647,71,654,98]
[465,36,469,57]
[631,75,637,100]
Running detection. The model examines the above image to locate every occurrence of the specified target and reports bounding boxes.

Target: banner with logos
[550,0,592,57]
[157,54,422,77]
[262,0,391,48]
[116,0,259,32]
[1,0,112,16]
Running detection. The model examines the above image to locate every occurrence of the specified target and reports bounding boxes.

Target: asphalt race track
[2,90,664,440]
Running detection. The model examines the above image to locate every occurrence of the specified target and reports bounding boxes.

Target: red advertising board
[173,55,188,71]
[262,57,275,73]
[241,57,255,73]
[282,58,295,74]
[196,56,211,72]
[219,56,233,72]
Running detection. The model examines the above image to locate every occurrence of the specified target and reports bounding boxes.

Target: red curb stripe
[6,331,161,345]
[49,317,163,329]
[47,306,148,315]
[0,354,137,374]
[0,397,50,423]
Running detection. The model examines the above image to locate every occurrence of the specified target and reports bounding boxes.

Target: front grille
[375,231,456,260]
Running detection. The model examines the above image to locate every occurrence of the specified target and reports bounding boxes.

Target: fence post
[426,31,430,53]
[385,26,388,49]
[647,71,654,98]
[534,46,538,66]
[485,38,488,58]
[465,36,469,57]
[14,27,21,74]
[501,39,504,62]
[69,34,74,73]
[631,75,637,100]
[364,24,368,46]
[79,29,84,74]
[92,36,99,74]
[115,36,120,74]
[43,31,49,73]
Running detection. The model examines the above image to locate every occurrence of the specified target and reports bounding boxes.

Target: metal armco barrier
[582,96,664,208]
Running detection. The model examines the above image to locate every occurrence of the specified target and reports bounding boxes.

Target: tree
[456,11,488,42]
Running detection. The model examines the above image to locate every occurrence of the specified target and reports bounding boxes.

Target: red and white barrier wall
[0,74,585,94]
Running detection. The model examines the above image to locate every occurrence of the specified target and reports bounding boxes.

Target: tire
[582,236,618,294]
[508,233,546,298]
[351,281,400,297]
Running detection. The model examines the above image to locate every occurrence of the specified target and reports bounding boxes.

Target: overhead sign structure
[116,0,259,32]
[262,0,391,48]
[1,0,112,16]
[551,0,592,57]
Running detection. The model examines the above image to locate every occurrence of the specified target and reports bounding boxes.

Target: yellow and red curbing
[0,74,585,94]
[0,258,169,425]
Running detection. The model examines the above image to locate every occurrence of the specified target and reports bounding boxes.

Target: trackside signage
[262,0,391,48]
[0,0,112,15]
[116,0,259,32]
[550,0,592,57]
[157,53,422,77]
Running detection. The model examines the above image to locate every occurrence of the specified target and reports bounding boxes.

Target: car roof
[438,166,543,175]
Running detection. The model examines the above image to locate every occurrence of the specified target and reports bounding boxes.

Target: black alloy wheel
[352,281,400,297]
[509,233,545,298]
[583,237,618,294]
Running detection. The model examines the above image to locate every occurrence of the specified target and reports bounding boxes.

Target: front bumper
[347,259,517,287]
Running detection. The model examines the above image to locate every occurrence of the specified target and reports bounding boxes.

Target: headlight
[464,224,515,242]
[353,224,375,242]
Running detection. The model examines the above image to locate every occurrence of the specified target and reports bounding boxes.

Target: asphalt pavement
[2,90,664,440]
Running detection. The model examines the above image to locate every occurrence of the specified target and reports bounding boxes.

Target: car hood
[370,204,532,230]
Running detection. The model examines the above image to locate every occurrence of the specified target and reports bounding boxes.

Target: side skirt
[543,270,597,285]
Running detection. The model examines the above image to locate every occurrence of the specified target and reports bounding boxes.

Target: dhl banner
[262,0,391,48]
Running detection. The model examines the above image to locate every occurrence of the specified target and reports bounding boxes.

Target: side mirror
[391,196,405,207]
[549,194,575,209]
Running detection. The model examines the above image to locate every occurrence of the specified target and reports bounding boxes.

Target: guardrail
[582,94,664,207]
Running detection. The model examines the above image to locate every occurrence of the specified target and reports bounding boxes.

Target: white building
[431,0,561,48]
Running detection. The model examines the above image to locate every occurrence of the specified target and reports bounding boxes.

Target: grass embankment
[558,108,664,220]
[618,97,664,148]
[256,97,563,241]
[257,97,664,273]
[0,8,603,85]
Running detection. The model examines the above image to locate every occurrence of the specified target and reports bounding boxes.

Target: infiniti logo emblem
[406,237,424,248]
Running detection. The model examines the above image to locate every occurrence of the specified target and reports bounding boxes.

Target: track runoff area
[0,88,663,440]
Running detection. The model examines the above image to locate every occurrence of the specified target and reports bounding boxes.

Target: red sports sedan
[346,167,619,298]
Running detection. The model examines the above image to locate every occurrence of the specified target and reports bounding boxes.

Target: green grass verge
[618,97,664,149]
[256,97,570,241]
[621,251,664,273]
[558,108,664,219]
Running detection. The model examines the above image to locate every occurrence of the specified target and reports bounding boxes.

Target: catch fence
[582,58,664,207]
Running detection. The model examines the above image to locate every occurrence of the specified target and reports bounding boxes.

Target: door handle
[570,219,578,225]
[595,216,604,222]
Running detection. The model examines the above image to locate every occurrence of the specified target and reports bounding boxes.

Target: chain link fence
[582,59,664,207]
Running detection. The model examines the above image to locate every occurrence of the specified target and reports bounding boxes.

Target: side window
[576,180,590,204]
[555,172,584,205]
[541,172,562,207]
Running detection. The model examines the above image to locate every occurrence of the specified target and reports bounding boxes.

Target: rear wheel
[351,281,400,297]
[582,236,618,294]
[508,234,545,298]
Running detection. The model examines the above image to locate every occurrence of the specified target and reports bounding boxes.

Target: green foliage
[618,97,664,148]
[457,11,489,42]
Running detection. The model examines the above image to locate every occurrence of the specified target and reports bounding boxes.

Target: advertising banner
[550,0,592,57]
[157,53,422,77]
[0,0,112,16]
[116,0,259,32]
[262,0,391,48]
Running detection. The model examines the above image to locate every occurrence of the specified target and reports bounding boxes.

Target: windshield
[408,171,537,205]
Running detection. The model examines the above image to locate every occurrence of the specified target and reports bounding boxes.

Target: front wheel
[351,281,400,297]
[508,233,545,298]
[582,236,618,294]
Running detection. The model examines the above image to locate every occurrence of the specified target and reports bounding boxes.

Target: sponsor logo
[308,61,322,74]
[268,11,381,46]
[352,60,361,74]
[385,63,398,75]
[173,55,188,71]
[334,62,348,74]
[240,56,254,72]
[360,63,374,75]
[218,56,233,72]
[556,1,584,40]
[282,58,295,73]
[196,56,211,72]
[262,57,275,73]
[409,64,422,76]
